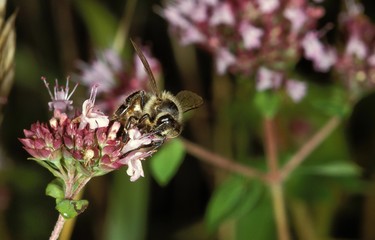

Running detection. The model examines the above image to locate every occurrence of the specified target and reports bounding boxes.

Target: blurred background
[2,0,375,239]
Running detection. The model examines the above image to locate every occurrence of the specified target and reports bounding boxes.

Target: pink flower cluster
[20,79,164,181]
[161,0,328,101]
[76,47,161,113]
[333,0,375,93]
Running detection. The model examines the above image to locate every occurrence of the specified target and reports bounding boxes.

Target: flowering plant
[19,78,164,239]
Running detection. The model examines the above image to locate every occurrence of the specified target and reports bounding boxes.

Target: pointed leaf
[150,138,185,186]
[297,161,361,177]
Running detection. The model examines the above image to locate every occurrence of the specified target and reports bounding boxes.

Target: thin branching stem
[181,138,268,181]
[49,171,91,240]
[280,116,340,180]
[263,117,291,240]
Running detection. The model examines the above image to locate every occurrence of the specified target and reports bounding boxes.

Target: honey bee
[112,40,203,139]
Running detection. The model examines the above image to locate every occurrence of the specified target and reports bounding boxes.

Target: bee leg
[125,116,139,129]
[137,113,153,133]
[112,90,146,120]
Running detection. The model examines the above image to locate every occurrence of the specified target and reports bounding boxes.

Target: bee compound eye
[156,115,181,138]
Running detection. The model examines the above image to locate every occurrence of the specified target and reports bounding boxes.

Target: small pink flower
[286,79,307,102]
[180,24,206,45]
[209,2,234,26]
[256,0,280,14]
[202,0,218,6]
[191,3,208,22]
[314,47,337,72]
[345,35,368,60]
[163,5,190,29]
[256,67,282,91]
[119,128,164,182]
[126,157,144,182]
[302,31,324,60]
[42,77,78,113]
[239,22,264,50]
[345,0,363,17]
[302,31,336,72]
[175,0,195,15]
[215,48,236,75]
[79,85,109,130]
[367,53,375,66]
[284,7,307,33]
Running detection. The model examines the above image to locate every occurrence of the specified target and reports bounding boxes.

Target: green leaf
[254,91,280,118]
[236,194,275,240]
[150,138,186,186]
[74,0,117,48]
[297,161,361,177]
[311,88,350,117]
[205,176,247,232]
[56,199,89,219]
[45,178,65,199]
[230,180,265,218]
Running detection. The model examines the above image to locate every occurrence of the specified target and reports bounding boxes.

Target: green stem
[270,183,290,240]
[49,214,66,240]
[263,118,290,240]
[112,0,137,53]
[49,171,91,240]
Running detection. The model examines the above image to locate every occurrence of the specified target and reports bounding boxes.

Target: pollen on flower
[83,149,95,162]
[42,77,78,113]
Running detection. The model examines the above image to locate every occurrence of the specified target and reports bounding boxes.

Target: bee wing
[176,90,203,113]
[130,39,160,97]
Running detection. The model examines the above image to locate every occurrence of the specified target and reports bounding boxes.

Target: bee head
[155,113,182,138]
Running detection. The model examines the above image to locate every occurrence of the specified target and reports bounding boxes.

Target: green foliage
[205,176,264,232]
[45,178,64,199]
[56,199,89,219]
[296,161,361,177]
[150,138,186,186]
[236,194,276,240]
[254,91,281,118]
[103,172,150,240]
[74,0,117,49]
[311,87,351,118]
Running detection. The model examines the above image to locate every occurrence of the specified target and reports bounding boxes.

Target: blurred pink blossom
[216,48,236,75]
[75,46,161,114]
[256,67,282,91]
[209,2,234,26]
[286,79,307,102]
[302,31,336,72]
[256,0,280,14]
[239,23,264,50]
